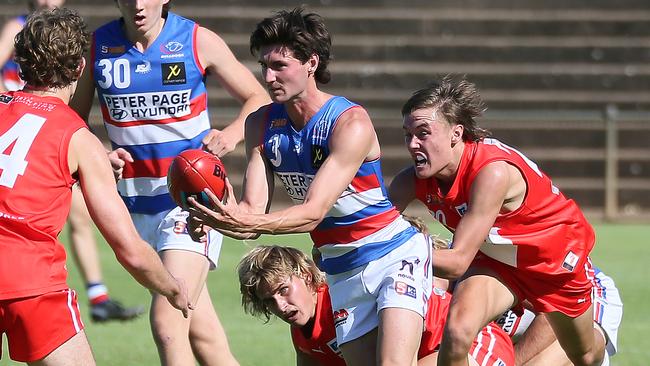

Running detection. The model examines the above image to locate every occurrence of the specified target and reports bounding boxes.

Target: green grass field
[1,222,648,365]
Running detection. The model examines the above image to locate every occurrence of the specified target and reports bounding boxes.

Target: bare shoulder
[195,25,231,67]
[333,105,374,138]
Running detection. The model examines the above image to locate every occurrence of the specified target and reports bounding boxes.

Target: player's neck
[22,84,72,104]
[285,89,332,130]
[124,17,166,52]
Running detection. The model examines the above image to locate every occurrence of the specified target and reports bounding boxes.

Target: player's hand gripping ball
[167,149,227,209]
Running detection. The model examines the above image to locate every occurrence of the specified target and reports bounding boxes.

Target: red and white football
[167,149,227,209]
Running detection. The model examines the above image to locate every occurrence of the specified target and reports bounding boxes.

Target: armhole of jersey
[59,123,87,187]
[329,104,361,135]
[329,104,371,161]
[257,105,273,155]
[192,24,206,76]
[469,156,530,216]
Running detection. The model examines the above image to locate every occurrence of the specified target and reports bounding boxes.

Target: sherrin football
[167,149,227,209]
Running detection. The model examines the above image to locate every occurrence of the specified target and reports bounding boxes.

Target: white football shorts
[131,206,223,269]
[326,232,432,345]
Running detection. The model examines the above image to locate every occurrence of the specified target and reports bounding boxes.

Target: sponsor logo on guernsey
[562,250,579,272]
[493,360,506,366]
[0,95,13,104]
[135,60,152,74]
[333,309,349,327]
[276,172,314,202]
[395,281,417,299]
[103,89,192,122]
[160,41,185,58]
[100,45,126,54]
[270,118,287,129]
[455,203,468,216]
[311,145,326,168]
[162,62,186,85]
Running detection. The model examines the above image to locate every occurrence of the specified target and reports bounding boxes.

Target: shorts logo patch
[395,281,417,299]
[333,308,349,328]
[162,62,186,85]
[173,221,187,234]
[562,251,579,272]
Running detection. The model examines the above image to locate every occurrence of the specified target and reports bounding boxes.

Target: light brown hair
[238,245,325,322]
[402,75,491,142]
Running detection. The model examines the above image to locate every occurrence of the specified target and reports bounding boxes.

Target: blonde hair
[238,245,325,322]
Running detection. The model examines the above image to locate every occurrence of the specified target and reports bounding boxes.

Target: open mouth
[284,310,298,322]
[413,153,428,167]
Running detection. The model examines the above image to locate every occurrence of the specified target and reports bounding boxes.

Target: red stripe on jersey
[350,173,380,193]
[311,209,400,247]
[192,24,205,75]
[102,93,207,127]
[122,157,174,179]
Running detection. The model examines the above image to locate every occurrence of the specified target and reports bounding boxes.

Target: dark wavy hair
[14,7,89,88]
[402,75,490,142]
[250,6,332,84]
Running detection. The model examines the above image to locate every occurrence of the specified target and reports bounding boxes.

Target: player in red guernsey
[389,76,605,366]
[0,8,190,364]
[237,244,514,366]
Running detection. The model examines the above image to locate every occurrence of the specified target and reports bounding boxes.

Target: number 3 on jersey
[0,114,46,188]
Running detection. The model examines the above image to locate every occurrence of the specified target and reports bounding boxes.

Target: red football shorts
[0,289,84,362]
[472,253,593,317]
[470,322,515,366]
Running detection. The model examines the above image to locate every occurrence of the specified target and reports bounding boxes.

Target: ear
[450,123,464,146]
[307,54,319,75]
[76,57,86,79]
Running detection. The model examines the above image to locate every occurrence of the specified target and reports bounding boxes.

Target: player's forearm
[215,227,260,240]
[114,242,180,298]
[234,204,324,235]
[432,248,473,279]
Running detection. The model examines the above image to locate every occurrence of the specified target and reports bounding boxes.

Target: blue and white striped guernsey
[262,96,417,274]
[93,12,210,214]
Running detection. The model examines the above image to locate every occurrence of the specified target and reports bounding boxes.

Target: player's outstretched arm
[189,107,376,235]
[197,26,270,157]
[69,127,191,317]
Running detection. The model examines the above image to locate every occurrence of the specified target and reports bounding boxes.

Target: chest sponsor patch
[311,145,326,168]
[162,62,186,85]
[103,89,191,122]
